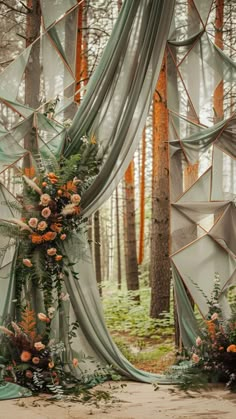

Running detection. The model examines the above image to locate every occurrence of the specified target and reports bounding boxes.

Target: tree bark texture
[24,0,41,174]
[138,128,146,265]
[94,210,102,296]
[124,161,139,299]
[150,52,170,318]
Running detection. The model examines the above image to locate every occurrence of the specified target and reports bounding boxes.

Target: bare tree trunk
[214,0,224,122]
[116,187,122,290]
[138,128,146,265]
[94,210,102,296]
[24,0,41,173]
[124,161,139,301]
[150,52,170,318]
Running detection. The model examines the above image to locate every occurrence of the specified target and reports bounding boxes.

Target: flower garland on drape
[0,139,110,396]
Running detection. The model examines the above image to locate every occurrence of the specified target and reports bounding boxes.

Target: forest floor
[1,381,236,419]
[1,333,236,418]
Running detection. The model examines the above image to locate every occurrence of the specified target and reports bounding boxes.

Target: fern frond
[18,304,37,340]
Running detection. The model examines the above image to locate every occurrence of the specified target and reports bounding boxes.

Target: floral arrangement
[0,149,100,313]
[0,304,79,396]
[173,275,236,392]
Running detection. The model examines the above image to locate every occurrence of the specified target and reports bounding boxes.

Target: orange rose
[20,351,32,362]
[55,255,63,262]
[47,173,58,184]
[50,223,62,233]
[43,231,57,241]
[227,344,236,353]
[48,361,54,369]
[31,234,43,244]
[72,358,79,367]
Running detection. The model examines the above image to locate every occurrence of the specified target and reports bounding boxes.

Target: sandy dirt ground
[0,381,236,419]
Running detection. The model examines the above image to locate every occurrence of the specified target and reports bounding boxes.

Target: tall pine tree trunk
[150,52,170,317]
[138,128,146,265]
[94,210,102,296]
[124,161,139,300]
[24,0,41,174]
[116,187,122,289]
[214,0,224,122]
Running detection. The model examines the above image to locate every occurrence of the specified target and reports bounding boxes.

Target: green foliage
[102,285,174,338]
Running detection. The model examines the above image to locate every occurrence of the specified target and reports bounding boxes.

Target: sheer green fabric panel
[61,233,173,384]
[172,264,200,348]
[0,0,175,396]
[65,0,175,217]
[168,1,236,345]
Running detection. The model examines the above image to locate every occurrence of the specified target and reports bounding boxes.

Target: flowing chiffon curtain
[0,0,175,399]
[65,0,175,216]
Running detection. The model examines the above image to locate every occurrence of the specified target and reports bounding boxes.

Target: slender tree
[124,161,139,299]
[24,0,41,175]
[214,0,224,122]
[115,187,122,289]
[138,128,146,265]
[150,52,170,317]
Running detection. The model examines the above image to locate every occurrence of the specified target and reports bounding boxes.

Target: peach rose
[41,207,51,218]
[38,312,50,323]
[211,313,218,321]
[71,194,81,204]
[72,358,79,367]
[60,233,66,240]
[20,351,32,362]
[48,361,54,369]
[28,218,38,228]
[55,255,63,262]
[196,336,202,347]
[40,193,51,206]
[34,341,45,351]
[23,258,33,268]
[32,357,40,365]
[47,247,57,256]
[192,353,200,363]
[25,370,33,379]
[37,221,47,231]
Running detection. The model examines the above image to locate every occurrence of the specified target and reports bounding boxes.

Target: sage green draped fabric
[168,1,236,347]
[65,0,175,216]
[0,0,175,398]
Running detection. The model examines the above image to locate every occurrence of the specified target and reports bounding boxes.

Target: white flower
[60,292,70,301]
[48,307,56,319]
[61,203,76,216]
[71,194,81,204]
